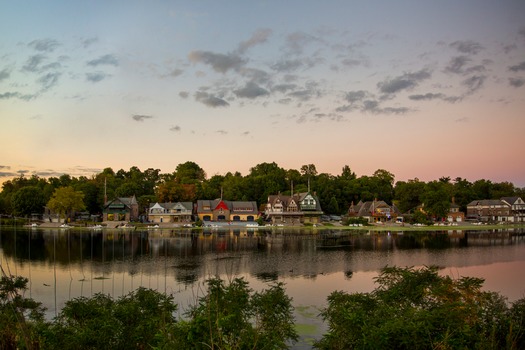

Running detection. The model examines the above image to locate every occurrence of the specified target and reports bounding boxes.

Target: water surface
[1,226,524,348]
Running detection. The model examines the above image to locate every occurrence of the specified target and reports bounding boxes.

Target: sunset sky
[1,1,524,187]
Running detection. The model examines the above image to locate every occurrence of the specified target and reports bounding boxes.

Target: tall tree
[175,161,206,183]
[421,181,451,220]
[11,186,45,217]
[394,178,426,213]
[47,187,86,220]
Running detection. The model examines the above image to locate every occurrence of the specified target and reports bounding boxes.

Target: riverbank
[4,220,524,233]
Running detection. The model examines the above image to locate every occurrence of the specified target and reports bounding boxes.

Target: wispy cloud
[22,54,47,72]
[86,72,110,82]
[462,75,486,94]
[0,68,11,82]
[509,77,525,88]
[81,37,98,48]
[450,40,483,55]
[132,114,154,122]
[508,61,525,72]
[87,54,119,67]
[377,69,431,95]
[284,31,319,55]
[169,125,181,132]
[28,38,60,52]
[409,92,461,103]
[38,72,61,91]
[444,56,472,75]
[194,91,229,107]
[237,28,272,54]
[188,51,246,73]
[234,81,269,99]
[0,91,37,101]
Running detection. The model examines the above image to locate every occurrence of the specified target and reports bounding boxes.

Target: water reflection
[1,226,524,348]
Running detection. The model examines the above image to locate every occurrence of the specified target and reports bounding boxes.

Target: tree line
[1,161,523,219]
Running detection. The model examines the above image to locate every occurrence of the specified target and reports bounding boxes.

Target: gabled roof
[196,199,258,213]
[501,197,521,205]
[231,201,258,213]
[466,199,508,207]
[149,202,193,210]
[267,192,322,211]
[214,200,229,211]
[150,202,165,210]
[349,200,400,216]
[104,196,137,209]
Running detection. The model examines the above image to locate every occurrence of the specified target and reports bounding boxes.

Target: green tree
[41,288,177,349]
[420,181,451,220]
[11,186,45,217]
[46,186,86,220]
[199,174,224,199]
[394,178,426,214]
[452,177,475,212]
[316,266,525,350]
[0,274,45,349]
[167,277,298,349]
[175,161,206,184]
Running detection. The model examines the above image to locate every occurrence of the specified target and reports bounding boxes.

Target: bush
[40,288,177,349]
[315,266,525,350]
[0,275,45,349]
[160,277,298,349]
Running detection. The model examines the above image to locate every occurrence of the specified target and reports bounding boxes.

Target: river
[1,226,524,348]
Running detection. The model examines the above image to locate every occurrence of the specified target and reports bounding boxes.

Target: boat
[119,223,136,230]
[60,224,72,228]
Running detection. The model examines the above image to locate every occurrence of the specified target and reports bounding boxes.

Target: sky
[1,0,524,187]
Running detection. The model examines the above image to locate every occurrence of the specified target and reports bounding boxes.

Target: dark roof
[466,199,508,207]
[196,199,258,213]
[349,200,400,216]
[501,197,520,205]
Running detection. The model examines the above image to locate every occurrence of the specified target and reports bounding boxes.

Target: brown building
[103,196,139,222]
[265,192,323,225]
[348,199,400,224]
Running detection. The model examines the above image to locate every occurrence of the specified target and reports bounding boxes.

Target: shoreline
[6,221,525,233]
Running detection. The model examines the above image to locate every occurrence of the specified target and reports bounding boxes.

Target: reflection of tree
[174,272,198,285]
[253,271,279,282]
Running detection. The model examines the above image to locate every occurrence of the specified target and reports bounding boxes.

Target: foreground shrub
[0,274,45,349]
[159,277,298,349]
[315,266,525,349]
[31,277,297,349]
[40,287,177,349]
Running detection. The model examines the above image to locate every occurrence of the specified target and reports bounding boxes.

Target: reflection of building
[347,199,400,223]
[148,202,193,223]
[265,192,323,225]
[103,196,139,222]
[196,199,258,222]
[467,197,524,222]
